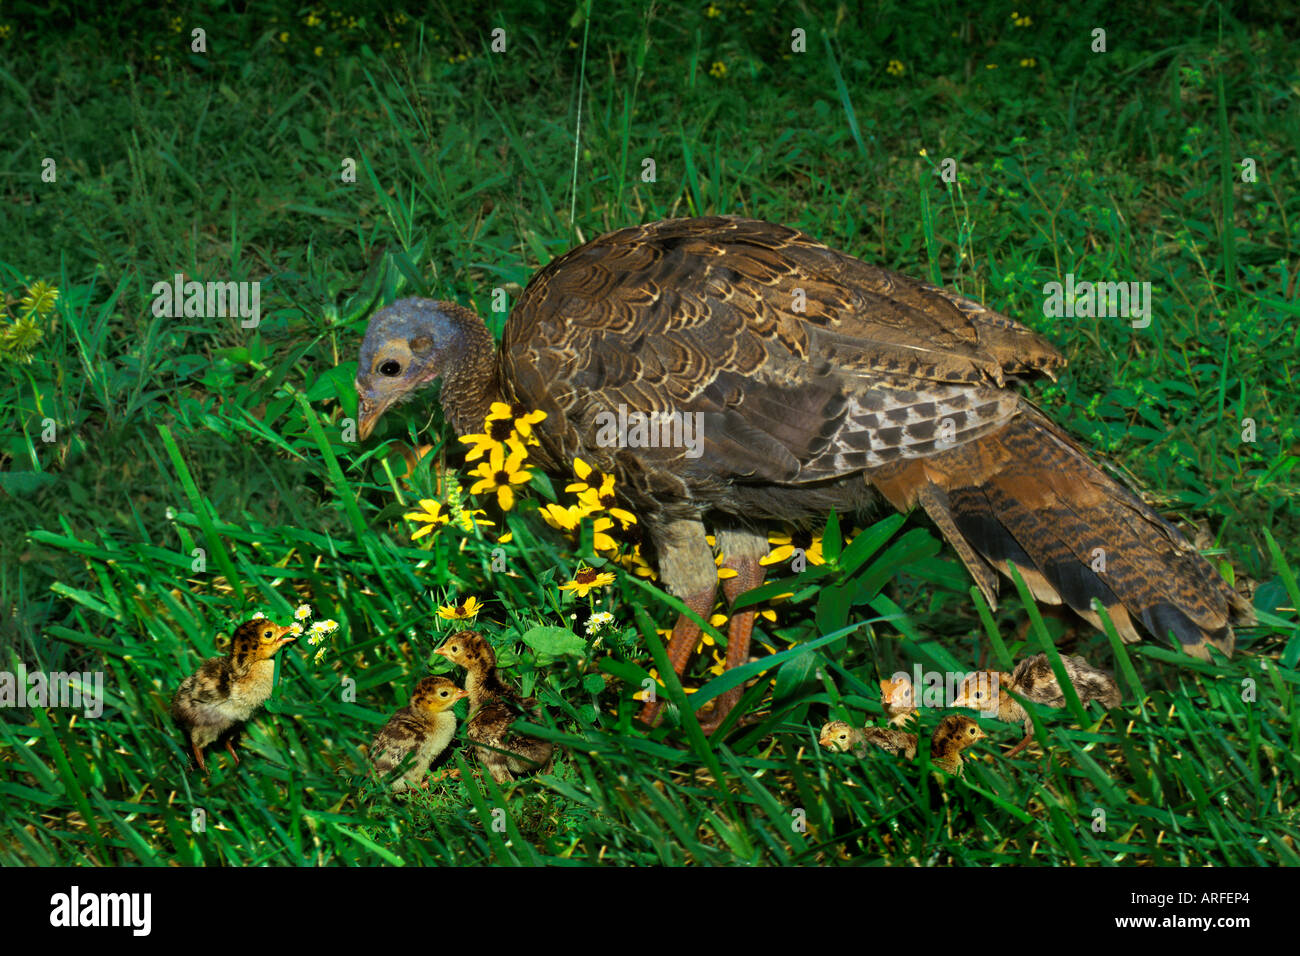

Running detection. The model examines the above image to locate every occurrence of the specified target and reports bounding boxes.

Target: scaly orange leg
[698,555,766,734]
[637,585,717,727]
[191,739,208,776]
[1004,732,1035,759]
[224,736,241,767]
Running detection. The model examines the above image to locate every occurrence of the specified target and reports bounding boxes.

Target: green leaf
[519,625,586,660]
[823,510,842,562]
[772,646,819,701]
[837,513,906,577]
[303,362,357,402]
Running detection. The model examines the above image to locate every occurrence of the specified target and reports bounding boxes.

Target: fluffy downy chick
[819,720,919,760]
[434,631,554,783]
[951,653,1121,757]
[370,676,468,792]
[930,715,986,776]
[171,618,296,775]
[880,675,918,727]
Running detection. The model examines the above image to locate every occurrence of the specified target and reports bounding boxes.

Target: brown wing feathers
[498,216,1245,658]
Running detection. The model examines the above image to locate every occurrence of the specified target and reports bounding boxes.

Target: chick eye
[440,690,449,697]
[968,727,977,735]
[262,629,273,640]
[379,359,402,376]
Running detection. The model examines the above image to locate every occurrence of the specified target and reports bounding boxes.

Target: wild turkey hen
[354,216,1250,733]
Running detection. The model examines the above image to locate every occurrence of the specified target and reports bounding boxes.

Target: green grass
[1,1,1297,865]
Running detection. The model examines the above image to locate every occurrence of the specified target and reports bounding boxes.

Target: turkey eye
[262,629,272,639]
[969,727,977,735]
[379,360,402,376]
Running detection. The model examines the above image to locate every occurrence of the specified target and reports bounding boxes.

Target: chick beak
[432,645,453,661]
[453,689,469,702]
[274,624,298,647]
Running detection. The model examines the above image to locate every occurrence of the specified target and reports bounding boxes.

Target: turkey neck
[995,672,1027,723]
[438,304,503,438]
[462,659,494,709]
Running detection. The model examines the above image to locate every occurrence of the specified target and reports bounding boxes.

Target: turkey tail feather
[873,407,1251,658]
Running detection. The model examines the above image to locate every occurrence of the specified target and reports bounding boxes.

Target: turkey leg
[637,586,717,727]
[697,555,766,733]
[1004,730,1036,759]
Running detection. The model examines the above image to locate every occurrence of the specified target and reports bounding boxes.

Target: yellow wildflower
[618,544,657,579]
[460,420,525,461]
[707,650,727,677]
[591,516,619,553]
[403,499,451,538]
[715,552,738,580]
[565,457,606,494]
[760,529,825,567]
[468,441,533,510]
[486,402,546,444]
[560,567,616,598]
[437,597,482,621]
[633,667,698,701]
[695,613,728,653]
[574,472,637,528]
[540,502,586,532]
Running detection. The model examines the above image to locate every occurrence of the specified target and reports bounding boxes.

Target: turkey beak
[273,624,297,648]
[355,382,390,442]
[433,645,453,661]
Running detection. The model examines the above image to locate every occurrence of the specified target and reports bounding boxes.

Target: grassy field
[1,1,1297,866]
